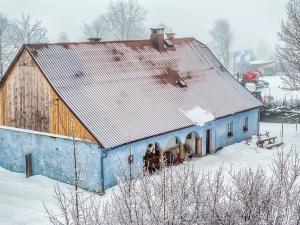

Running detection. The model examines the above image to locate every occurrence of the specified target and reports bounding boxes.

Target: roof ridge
[24,37,197,47]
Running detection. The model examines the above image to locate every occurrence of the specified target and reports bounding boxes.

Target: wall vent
[177,79,187,88]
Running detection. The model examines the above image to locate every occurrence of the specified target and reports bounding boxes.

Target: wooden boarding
[266,142,284,150]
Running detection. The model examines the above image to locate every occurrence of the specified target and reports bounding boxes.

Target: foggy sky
[1,0,287,51]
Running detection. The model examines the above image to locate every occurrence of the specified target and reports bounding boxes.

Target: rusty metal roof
[24,38,262,148]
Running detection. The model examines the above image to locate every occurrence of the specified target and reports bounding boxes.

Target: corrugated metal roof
[25,38,262,148]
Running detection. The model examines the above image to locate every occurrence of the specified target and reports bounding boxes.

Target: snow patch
[0,123,299,225]
[262,76,300,100]
[180,106,214,126]
[246,60,274,65]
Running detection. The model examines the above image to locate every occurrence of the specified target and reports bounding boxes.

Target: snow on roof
[19,39,262,148]
[246,60,274,66]
[180,106,214,126]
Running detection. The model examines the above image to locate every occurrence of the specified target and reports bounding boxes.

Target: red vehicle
[242,71,260,83]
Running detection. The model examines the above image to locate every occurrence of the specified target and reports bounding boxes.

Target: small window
[243,117,248,132]
[227,121,233,137]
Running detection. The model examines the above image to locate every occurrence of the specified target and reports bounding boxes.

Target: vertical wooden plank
[32,66,38,131]
[3,84,7,125]
[21,64,26,128]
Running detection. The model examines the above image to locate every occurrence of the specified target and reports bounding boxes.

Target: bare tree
[45,121,103,225]
[256,40,272,60]
[106,0,147,40]
[0,13,16,77]
[82,15,108,40]
[210,19,233,68]
[12,14,47,47]
[105,148,300,225]
[157,23,173,33]
[47,146,300,225]
[278,0,300,91]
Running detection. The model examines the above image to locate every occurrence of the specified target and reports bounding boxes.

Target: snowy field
[262,76,300,101]
[0,122,299,225]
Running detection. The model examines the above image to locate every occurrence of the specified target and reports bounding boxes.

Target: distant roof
[246,60,274,66]
[14,38,261,148]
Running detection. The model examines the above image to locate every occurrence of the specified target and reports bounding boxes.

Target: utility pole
[128,131,133,181]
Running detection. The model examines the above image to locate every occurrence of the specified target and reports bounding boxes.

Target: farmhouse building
[0,28,262,190]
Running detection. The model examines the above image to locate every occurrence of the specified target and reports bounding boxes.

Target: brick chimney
[150,28,165,51]
[166,33,175,41]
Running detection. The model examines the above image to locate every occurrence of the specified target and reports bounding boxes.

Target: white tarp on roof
[180,106,214,126]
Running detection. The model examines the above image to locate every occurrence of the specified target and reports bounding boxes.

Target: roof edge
[104,106,262,150]
[24,45,105,148]
[0,45,26,86]
[24,37,199,47]
[198,41,263,107]
[0,45,105,148]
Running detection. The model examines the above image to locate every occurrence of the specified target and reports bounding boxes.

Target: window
[243,117,249,132]
[227,121,233,137]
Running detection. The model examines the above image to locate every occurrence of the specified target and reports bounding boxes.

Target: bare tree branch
[12,14,48,48]
[81,15,108,39]
[278,0,300,90]
[210,19,233,69]
[0,13,17,77]
[106,0,147,40]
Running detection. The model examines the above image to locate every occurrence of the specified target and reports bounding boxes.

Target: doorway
[206,129,211,155]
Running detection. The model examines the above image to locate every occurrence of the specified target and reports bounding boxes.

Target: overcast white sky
[1,0,286,51]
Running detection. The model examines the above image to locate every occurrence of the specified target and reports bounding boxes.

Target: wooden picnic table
[257,136,277,148]
[266,142,284,149]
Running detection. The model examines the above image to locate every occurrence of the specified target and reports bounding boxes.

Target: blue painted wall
[102,108,260,189]
[0,127,102,191]
[0,108,259,190]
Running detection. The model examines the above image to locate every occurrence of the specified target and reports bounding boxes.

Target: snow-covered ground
[190,123,300,176]
[262,76,300,101]
[0,122,299,225]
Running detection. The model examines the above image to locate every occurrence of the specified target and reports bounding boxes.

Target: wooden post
[196,137,202,157]
[179,144,185,161]
[160,151,164,170]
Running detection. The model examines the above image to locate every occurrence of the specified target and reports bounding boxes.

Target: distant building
[238,60,276,76]
[0,28,262,190]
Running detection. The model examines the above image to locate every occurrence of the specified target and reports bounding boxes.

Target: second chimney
[150,28,165,52]
[88,37,102,42]
[166,33,175,41]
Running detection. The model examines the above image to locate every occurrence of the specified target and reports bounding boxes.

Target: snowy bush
[46,149,300,225]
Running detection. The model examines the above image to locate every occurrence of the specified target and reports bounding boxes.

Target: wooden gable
[0,49,96,143]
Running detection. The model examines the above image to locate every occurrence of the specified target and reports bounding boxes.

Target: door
[206,129,211,155]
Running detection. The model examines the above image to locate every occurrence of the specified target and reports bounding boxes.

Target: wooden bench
[257,136,277,148]
[266,142,284,150]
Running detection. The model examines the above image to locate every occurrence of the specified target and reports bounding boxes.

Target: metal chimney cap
[88,37,102,42]
[150,27,165,34]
